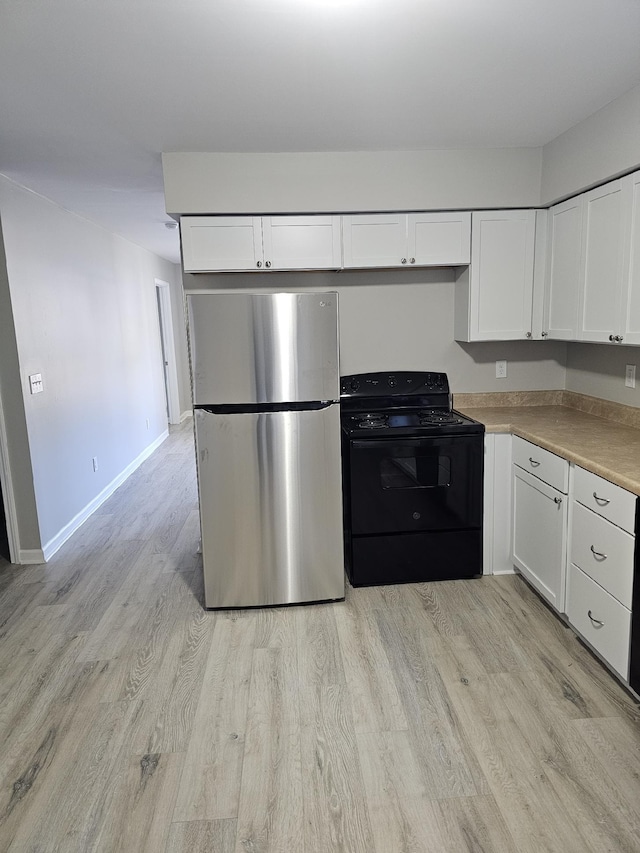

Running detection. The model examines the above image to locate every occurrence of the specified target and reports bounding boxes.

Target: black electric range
[340,371,484,587]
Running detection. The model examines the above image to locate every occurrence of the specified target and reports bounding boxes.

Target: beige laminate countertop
[456,403,640,497]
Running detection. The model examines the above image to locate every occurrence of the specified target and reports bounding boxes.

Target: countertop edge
[460,409,640,497]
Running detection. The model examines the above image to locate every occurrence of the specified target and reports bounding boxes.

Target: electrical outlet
[495,360,507,379]
[625,364,636,389]
[92,456,98,472]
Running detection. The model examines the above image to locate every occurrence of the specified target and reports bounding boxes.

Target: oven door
[348,435,483,535]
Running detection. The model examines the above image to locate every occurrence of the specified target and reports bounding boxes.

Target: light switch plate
[29,373,43,394]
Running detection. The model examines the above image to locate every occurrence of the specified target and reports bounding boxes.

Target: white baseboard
[180,409,193,423]
[18,548,46,565]
[493,566,516,575]
[41,430,169,562]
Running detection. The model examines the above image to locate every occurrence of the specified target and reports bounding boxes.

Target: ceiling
[1,0,640,265]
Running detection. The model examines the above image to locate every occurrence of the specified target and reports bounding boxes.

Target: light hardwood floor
[1,420,639,852]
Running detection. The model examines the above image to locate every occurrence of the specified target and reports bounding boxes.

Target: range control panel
[340,371,449,398]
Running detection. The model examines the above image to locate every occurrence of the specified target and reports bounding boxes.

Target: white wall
[163,149,543,215]
[183,268,567,393]
[541,83,640,204]
[0,176,185,555]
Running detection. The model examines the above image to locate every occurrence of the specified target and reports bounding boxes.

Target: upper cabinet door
[262,216,341,270]
[466,210,536,341]
[181,216,263,272]
[342,214,408,268]
[408,212,471,265]
[620,171,640,346]
[543,197,583,340]
[579,180,626,342]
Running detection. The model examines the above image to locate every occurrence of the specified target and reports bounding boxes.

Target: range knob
[349,378,360,393]
[388,375,397,387]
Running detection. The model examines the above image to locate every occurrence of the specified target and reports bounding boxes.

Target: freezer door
[188,291,339,405]
[195,404,345,608]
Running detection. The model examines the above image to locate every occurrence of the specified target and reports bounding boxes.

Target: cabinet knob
[401,258,407,264]
[609,334,616,341]
[588,610,604,628]
[265,260,272,269]
[617,335,624,342]
[541,331,548,338]
[409,257,415,264]
[256,260,262,268]
[525,331,532,338]
[593,491,610,506]
[553,497,562,505]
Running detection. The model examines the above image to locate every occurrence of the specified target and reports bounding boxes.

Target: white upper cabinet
[341,214,406,268]
[342,212,470,268]
[543,170,640,345]
[620,170,640,346]
[578,180,627,342]
[454,210,537,341]
[543,197,583,340]
[261,216,342,270]
[181,215,341,272]
[181,216,263,272]
[407,213,471,265]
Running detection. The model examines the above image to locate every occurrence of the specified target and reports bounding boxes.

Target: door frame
[0,383,19,563]
[155,278,181,426]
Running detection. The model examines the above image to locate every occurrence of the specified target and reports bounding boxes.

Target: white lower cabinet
[512,460,568,613]
[566,466,636,682]
[566,563,631,680]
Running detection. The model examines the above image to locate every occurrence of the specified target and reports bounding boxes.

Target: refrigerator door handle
[196,401,338,415]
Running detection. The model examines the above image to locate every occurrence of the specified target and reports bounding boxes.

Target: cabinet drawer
[570,501,635,608]
[573,466,636,533]
[512,436,568,493]
[566,563,631,679]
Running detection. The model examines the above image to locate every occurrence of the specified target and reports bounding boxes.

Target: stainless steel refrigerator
[187,291,345,609]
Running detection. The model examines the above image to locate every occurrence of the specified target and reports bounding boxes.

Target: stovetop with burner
[340,371,483,438]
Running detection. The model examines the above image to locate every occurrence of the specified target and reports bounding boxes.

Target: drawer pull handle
[554,497,562,505]
[529,457,540,467]
[587,610,604,628]
[590,545,607,560]
[593,492,610,506]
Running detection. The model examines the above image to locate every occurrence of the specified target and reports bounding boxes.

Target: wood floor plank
[492,670,640,853]
[296,603,345,728]
[89,751,185,853]
[356,729,448,852]
[433,794,518,853]
[5,699,143,853]
[379,607,485,799]
[446,674,593,853]
[129,597,216,755]
[235,647,303,853]
[172,614,256,822]
[334,601,408,734]
[165,819,237,853]
[574,716,640,822]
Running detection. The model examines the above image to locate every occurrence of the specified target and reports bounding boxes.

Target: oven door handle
[351,438,458,450]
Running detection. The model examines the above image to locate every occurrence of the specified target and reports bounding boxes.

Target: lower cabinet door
[512,465,568,612]
[566,562,631,680]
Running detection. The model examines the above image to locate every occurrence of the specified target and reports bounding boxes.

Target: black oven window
[380,454,451,489]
